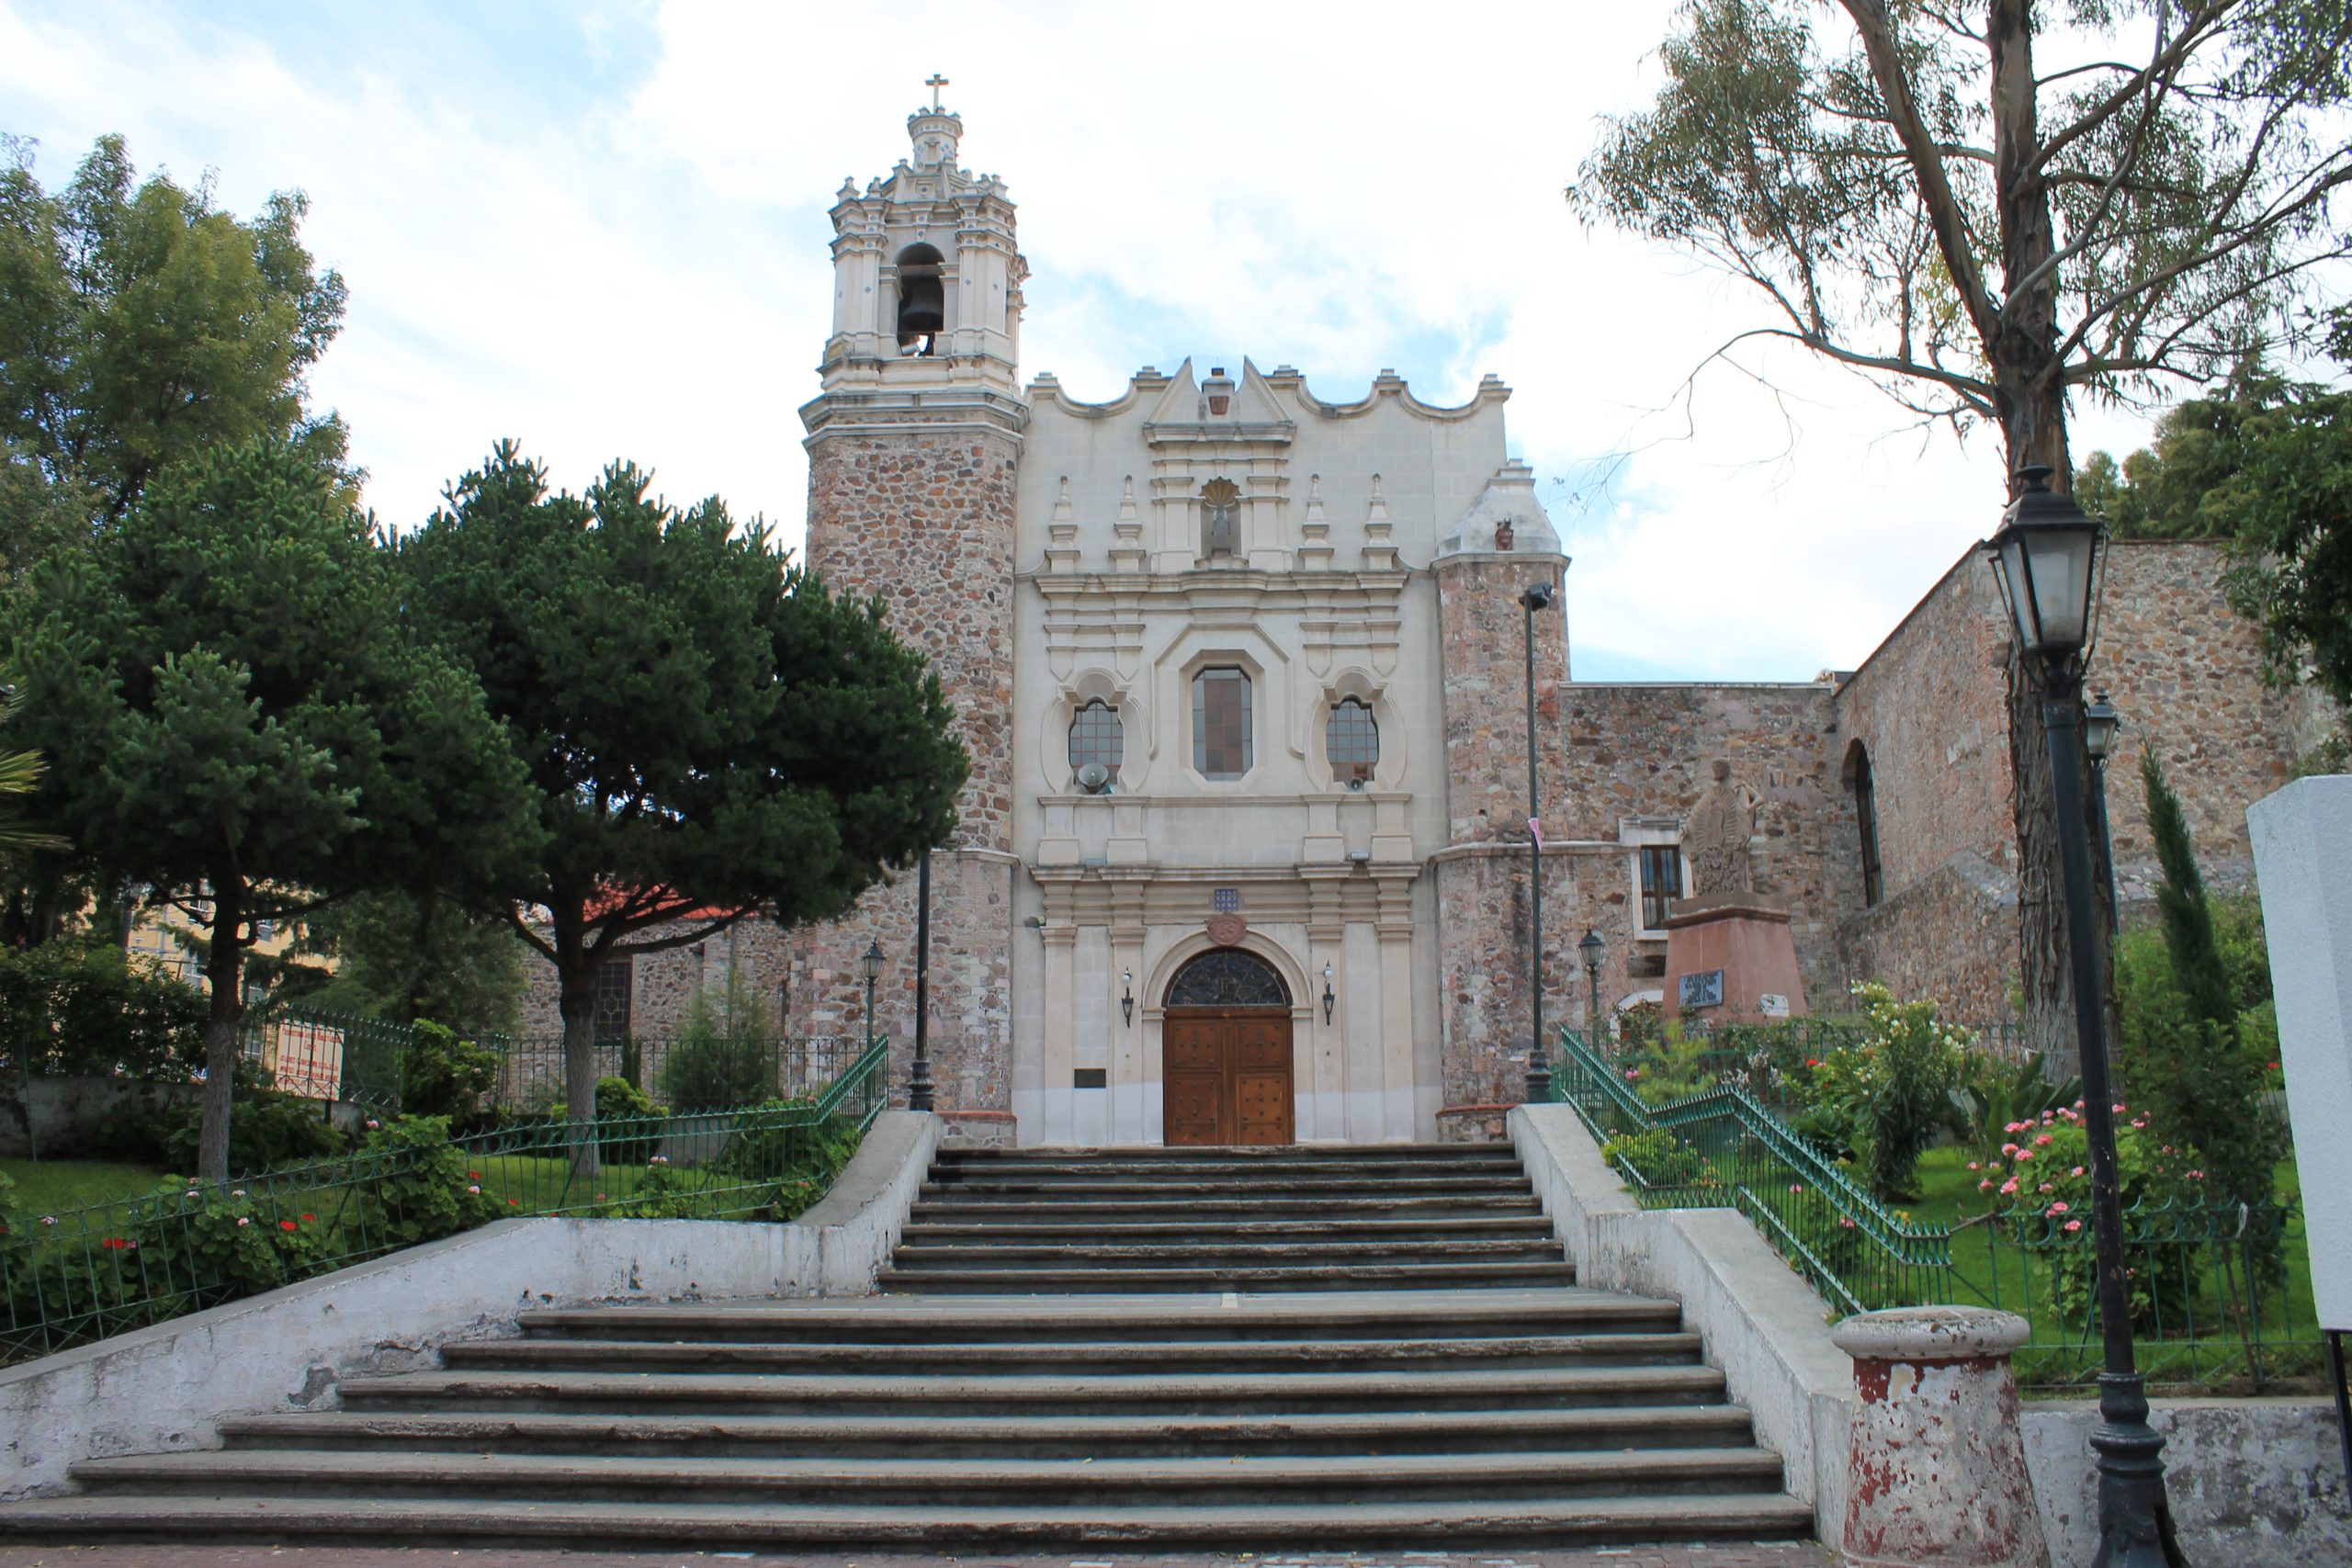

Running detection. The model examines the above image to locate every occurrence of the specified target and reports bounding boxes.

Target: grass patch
[0,1158,167,1218]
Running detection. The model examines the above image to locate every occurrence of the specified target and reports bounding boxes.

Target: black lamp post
[1521,581,1555,1103]
[909,847,934,1113]
[1578,929,1605,1043]
[861,941,884,1051]
[2085,692,2122,931]
[1985,465,2179,1568]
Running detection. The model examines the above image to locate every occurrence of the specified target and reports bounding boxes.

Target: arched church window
[1852,743,1884,908]
[1201,478,1240,558]
[1193,667,1252,779]
[896,243,944,355]
[1069,699,1123,785]
[1327,698,1379,787]
[1165,949,1291,1008]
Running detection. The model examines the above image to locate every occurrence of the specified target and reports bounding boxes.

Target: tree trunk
[1984,0,2100,1072]
[551,900,601,1179]
[196,880,245,1186]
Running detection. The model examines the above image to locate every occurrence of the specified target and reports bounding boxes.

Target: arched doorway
[1161,950,1295,1145]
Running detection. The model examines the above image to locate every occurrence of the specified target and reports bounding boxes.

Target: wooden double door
[1163,1008,1295,1145]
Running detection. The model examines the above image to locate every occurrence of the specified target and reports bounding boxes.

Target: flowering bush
[1793,984,1974,1203]
[354,1115,505,1248]
[124,1181,331,1305]
[1598,1126,1711,1188]
[1977,1099,2214,1327]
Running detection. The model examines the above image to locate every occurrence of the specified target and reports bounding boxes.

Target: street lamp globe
[2084,691,2121,761]
[1985,465,2107,665]
[1577,929,1605,970]
[861,941,885,982]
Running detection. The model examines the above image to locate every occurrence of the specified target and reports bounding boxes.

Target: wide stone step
[215,1402,1762,1461]
[74,1446,1790,1508]
[907,1195,1546,1221]
[929,1157,1521,1182]
[0,1492,1817,1549]
[334,1362,1725,1417]
[899,1216,1558,1244]
[943,1143,1521,1160]
[513,1292,1676,1345]
[439,1330,1704,1377]
[921,1175,1534,1198]
[887,1238,1564,1267]
[878,1262,1579,1292]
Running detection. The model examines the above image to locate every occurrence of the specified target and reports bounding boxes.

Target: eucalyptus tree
[400,445,965,1166]
[6,438,537,1182]
[1572,0,2352,1058]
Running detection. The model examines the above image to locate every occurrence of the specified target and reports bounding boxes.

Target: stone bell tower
[790,86,1028,1116]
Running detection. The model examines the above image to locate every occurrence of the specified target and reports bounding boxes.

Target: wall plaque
[1205,912,1248,947]
[1679,968,1724,1010]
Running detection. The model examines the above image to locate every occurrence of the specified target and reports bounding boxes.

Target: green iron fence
[0,1039,889,1367]
[1546,1025,2314,1390]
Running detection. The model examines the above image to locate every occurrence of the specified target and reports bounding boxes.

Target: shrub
[398,1021,499,1133]
[593,1076,663,1165]
[1598,1125,1709,1187]
[0,940,205,1079]
[1800,983,1973,1204]
[159,1085,344,1176]
[351,1115,506,1248]
[658,976,778,1112]
[125,1179,332,1307]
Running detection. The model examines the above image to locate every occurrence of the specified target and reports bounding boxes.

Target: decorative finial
[925,73,949,110]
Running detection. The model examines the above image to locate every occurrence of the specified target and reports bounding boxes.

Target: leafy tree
[1572,0,2352,1061]
[0,134,347,568]
[399,444,966,1169]
[2076,356,2352,731]
[5,438,537,1182]
[285,891,528,1040]
[0,687,63,864]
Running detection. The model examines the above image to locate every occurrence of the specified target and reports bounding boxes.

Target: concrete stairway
[0,1141,1813,1550]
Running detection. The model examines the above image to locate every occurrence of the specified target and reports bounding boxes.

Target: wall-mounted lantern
[1121,970,1135,1028]
[1321,962,1337,1026]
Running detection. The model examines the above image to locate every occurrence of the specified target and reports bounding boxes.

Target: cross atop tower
[924,73,949,110]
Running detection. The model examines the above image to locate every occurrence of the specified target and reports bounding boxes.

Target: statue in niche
[1684,758,1757,897]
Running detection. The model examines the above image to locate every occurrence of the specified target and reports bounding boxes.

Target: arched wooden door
[1161,950,1295,1145]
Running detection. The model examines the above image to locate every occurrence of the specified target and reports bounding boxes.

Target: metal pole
[2092,754,2119,932]
[909,846,934,1112]
[1524,594,1550,1104]
[1586,958,1602,1046]
[2329,1331,2352,1498]
[2041,672,2180,1568]
[864,968,876,1053]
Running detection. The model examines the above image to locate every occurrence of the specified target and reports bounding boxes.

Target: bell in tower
[897,243,946,355]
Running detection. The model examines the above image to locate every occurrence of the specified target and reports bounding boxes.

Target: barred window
[594,956,633,1046]
[1853,745,1884,908]
[1327,698,1378,785]
[1193,667,1252,779]
[1638,846,1683,931]
[1068,699,1123,781]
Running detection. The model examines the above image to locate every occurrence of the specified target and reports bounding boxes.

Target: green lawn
[0,1158,167,1218]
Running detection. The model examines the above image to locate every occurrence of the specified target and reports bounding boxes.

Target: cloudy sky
[3,0,2196,680]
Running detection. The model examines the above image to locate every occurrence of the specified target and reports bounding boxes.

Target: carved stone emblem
[1205,912,1248,947]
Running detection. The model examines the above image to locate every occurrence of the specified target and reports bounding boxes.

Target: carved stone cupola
[806,93,1029,436]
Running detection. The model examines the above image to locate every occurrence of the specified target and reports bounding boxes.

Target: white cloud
[4,0,2199,677]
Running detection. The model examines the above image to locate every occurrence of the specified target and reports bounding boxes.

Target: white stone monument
[2246,773,2352,1335]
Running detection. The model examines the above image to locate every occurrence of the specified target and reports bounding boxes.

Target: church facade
[519,103,2336,1144]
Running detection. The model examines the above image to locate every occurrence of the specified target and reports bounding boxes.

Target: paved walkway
[0,1546,1838,1568]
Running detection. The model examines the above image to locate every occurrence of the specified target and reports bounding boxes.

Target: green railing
[1549,1023,1953,1314]
[1545,1025,2316,1390]
[0,1039,889,1367]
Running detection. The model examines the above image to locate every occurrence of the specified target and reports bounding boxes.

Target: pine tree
[2141,750,2235,1032]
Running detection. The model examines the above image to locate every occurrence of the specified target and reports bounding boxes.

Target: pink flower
[2048,1201,2069,1214]
[2064,1219,2082,1232]
[2112,1103,2127,1115]
[466,1185,481,1195]
[2016,1149,2033,1162]
[2001,1143,2020,1157]
[2039,1182,2053,1192]
[2034,1134,2052,1146]
[1789,1184,1804,1193]
[2130,1118,2146,1130]
[1999,1179,2018,1196]
[2188,1169,2204,1180]
[231,1190,245,1199]
[2072,1167,2086,1178]
[1979,1179,1996,1192]
[235,1216,250,1227]
[1966,1162,1980,1171]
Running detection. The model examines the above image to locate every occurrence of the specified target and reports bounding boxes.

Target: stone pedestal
[1661,897,1808,1022]
[1833,1306,2049,1568]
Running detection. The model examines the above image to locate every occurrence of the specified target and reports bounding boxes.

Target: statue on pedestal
[1684,758,1756,897]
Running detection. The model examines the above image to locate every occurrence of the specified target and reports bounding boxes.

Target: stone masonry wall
[1836,852,2017,1023]
[786,423,1023,1112]
[1431,556,1573,1127]
[1557,680,1855,1002]
[2091,541,2323,906]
